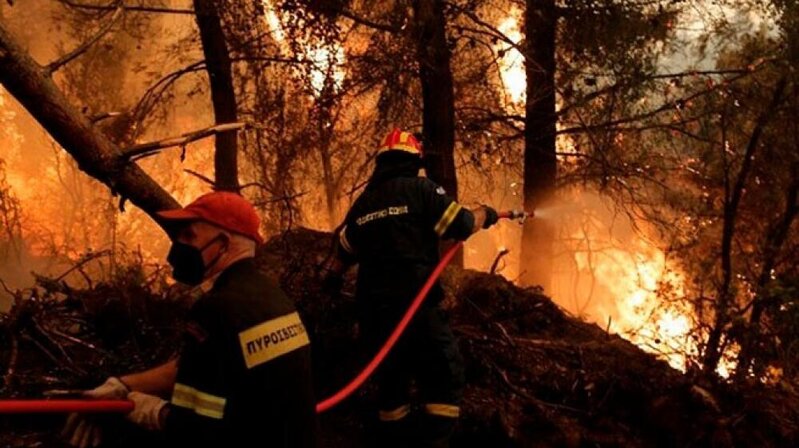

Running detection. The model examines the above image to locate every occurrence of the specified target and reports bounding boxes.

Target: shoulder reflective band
[434,202,462,236]
[239,311,310,369]
[171,383,226,420]
[339,226,355,254]
[424,403,460,418]
[379,404,411,421]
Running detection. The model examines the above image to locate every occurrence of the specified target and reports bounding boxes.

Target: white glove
[83,376,130,399]
[125,391,168,431]
[60,377,130,447]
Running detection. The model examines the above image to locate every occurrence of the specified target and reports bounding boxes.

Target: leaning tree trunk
[194,0,240,191]
[521,0,557,290]
[0,22,179,222]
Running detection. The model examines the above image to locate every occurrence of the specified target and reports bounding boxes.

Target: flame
[543,192,738,376]
[261,0,346,96]
[305,44,346,95]
[495,10,526,105]
[575,239,695,370]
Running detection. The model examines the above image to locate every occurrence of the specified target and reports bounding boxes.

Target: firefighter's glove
[62,413,102,448]
[60,377,129,447]
[84,377,129,399]
[482,205,499,229]
[125,392,168,431]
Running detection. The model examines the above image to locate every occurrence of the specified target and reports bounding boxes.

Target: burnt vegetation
[0,0,798,446]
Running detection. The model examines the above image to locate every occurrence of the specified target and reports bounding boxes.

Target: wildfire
[261,0,346,96]
[544,194,739,377]
[574,238,695,371]
[495,10,525,105]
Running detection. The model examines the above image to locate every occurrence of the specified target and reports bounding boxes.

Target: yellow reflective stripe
[379,404,411,421]
[339,226,355,254]
[171,383,226,420]
[238,312,310,369]
[433,202,462,236]
[424,403,460,418]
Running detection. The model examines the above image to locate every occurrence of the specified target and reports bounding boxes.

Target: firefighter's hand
[59,377,129,447]
[62,413,102,448]
[83,377,129,399]
[125,391,168,431]
[482,205,499,229]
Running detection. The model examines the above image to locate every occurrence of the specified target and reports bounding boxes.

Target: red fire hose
[315,209,528,413]
[0,399,134,414]
[0,210,528,415]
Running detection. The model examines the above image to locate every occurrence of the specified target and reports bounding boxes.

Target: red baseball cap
[157,191,263,244]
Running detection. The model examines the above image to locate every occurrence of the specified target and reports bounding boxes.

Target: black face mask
[167,234,226,286]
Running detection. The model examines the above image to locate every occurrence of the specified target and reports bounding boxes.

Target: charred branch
[122,122,246,160]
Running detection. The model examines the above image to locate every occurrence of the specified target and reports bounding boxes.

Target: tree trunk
[316,84,338,228]
[194,0,239,191]
[412,0,457,199]
[0,22,179,222]
[412,0,461,265]
[521,0,557,290]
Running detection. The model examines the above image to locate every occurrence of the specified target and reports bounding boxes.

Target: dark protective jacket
[338,174,474,309]
[165,258,316,447]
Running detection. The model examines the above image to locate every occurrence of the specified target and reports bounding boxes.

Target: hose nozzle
[500,209,533,224]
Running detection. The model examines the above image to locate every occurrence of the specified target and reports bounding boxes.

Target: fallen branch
[31,317,80,370]
[89,111,122,123]
[48,329,113,359]
[123,122,246,160]
[465,298,516,348]
[487,360,584,414]
[20,333,84,376]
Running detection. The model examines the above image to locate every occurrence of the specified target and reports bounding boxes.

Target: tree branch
[45,3,124,74]
[57,0,194,15]
[337,8,400,33]
[122,122,246,159]
[183,169,215,187]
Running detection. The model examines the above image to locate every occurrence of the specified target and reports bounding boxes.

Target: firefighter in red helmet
[325,128,500,447]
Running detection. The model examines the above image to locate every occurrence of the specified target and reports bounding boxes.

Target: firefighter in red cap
[324,128,500,448]
[61,192,316,447]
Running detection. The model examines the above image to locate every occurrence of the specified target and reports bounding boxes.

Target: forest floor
[1,228,798,447]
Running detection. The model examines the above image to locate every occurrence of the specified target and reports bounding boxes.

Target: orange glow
[261,0,346,96]
[495,10,525,105]
[542,192,737,376]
